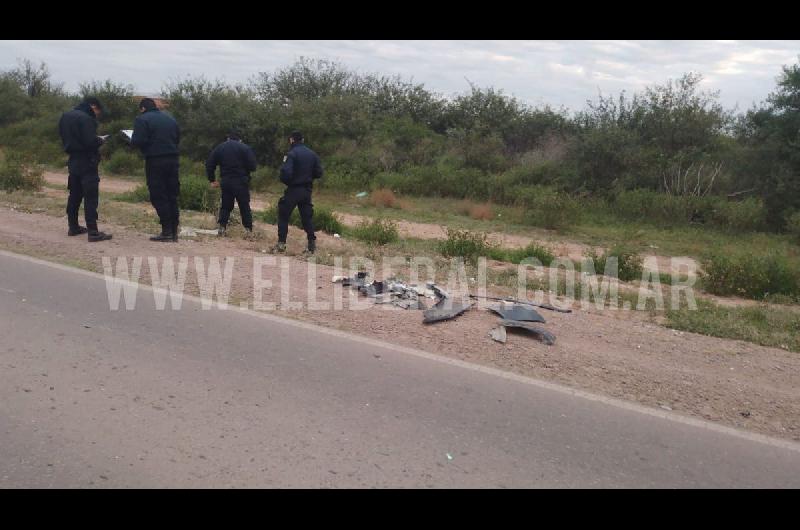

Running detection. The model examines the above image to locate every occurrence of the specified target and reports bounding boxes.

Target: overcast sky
[1,40,798,113]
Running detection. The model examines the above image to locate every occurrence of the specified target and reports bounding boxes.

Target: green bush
[514,186,580,230]
[179,173,220,213]
[350,218,399,245]
[487,242,556,266]
[710,197,766,232]
[587,244,644,282]
[115,183,150,203]
[258,205,343,235]
[438,228,494,264]
[0,151,44,192]
[701,251,800,300]
[103,149,142,176]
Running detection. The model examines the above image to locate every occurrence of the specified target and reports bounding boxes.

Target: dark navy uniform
[277,142,323,244]
[131,108,181,236]
[206,139,258,230]
[58,102,104,233]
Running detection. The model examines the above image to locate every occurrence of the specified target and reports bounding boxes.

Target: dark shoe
[68,226,88,236]
[150,225,174,242]
[88,230,112,242]
[172,222,179,241]
[269,242,286,254]
[217,225,227,237]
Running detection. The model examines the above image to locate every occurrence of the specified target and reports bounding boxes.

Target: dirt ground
[43,173,699,276]
[1,189,799,442]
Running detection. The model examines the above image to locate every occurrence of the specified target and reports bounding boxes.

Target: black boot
[68,225,88,236]
[150,222,174,242]
[87,224,112,242]
[172,220,179,242]
[303,239,316,255]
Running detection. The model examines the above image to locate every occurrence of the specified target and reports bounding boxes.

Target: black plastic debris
[488,304,546,323]
[342,271,369,288]
[423,301,472,324]
[498,319,556,345]
[360,280,385,297]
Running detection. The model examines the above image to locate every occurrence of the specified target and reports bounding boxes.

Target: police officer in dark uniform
[130,98,181,242]
[206,128,258,237]
[271,131,323,254]
[58,96,112,242]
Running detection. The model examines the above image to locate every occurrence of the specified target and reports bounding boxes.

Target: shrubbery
[258,205,343,235]
[438,228,494,265]
[0,151,44,192]
[2,56,800,237]
[487,242,556,266]
[179,173,220,213]
[701,251,800,300]
[350,218,399,245]
[786,212,800,244]
[586,245,644,282]
[103,150,142,176]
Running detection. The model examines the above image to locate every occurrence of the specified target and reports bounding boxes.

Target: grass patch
[666,299,800,352]
[486,242,556,266]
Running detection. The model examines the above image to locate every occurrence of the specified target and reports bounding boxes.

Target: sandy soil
[1,201,798,442]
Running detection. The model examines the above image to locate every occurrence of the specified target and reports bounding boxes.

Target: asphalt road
[1,249,798,488]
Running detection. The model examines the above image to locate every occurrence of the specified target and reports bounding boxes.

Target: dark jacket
[279,143,323,188]
[58,102,103,159]
[131,108,180,159]
[206,139,257,182]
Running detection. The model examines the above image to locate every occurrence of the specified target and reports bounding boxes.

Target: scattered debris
[333,233,341,238]
[498,319,556,345]
[446,453,453,461]
[488,303,546,323]
[469,294,572,313]
[334,272,439,310]
[355,191,369,198]
[489,326,507,343]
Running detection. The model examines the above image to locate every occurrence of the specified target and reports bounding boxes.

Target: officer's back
[131,107,180,158]
[207,139,257,180]
[280,143,322,188]
[59,104,101,156]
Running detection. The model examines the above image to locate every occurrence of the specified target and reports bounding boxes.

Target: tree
[7,59,62,98]
[739,59,800,230]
